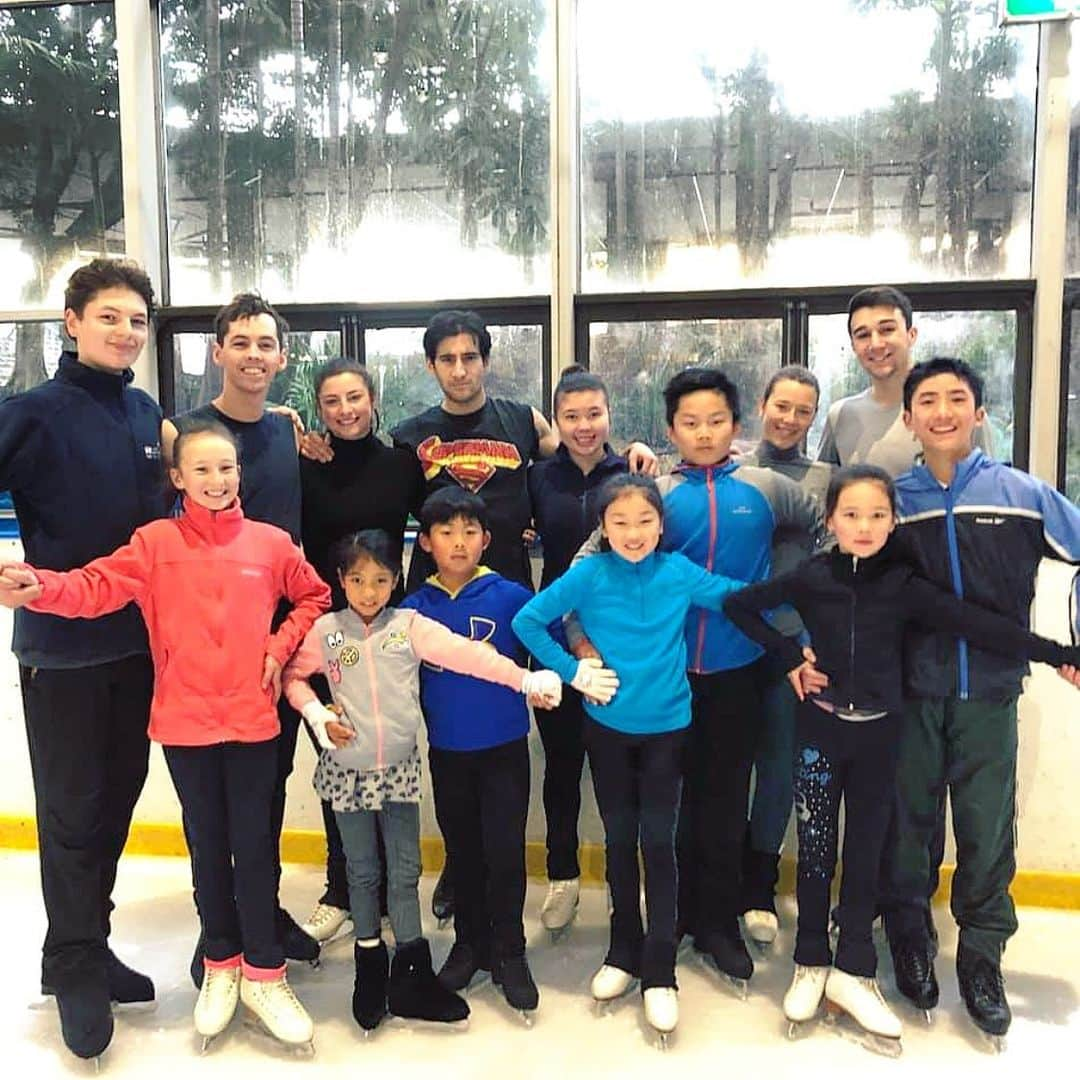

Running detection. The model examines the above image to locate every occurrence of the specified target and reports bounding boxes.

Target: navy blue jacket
[893,449,1080,701]
[527,444,627,589]
[0,353,164,667]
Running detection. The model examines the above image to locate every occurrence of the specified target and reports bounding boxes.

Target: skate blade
[387,1014,470,1033]
[593,985,639,1016]
[698,957,749,1000]
[545,920,577,944]
[653,1030,672,1051]
[978,1031,1007,1054]
[823,1006,902,1058]
[785,1017,818,1040]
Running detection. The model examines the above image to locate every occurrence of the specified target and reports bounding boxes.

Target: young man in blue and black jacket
[882,357,1080,1042]
[0,259,163,1062]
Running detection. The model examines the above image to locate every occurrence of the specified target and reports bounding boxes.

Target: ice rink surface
[2,850,1077,1078]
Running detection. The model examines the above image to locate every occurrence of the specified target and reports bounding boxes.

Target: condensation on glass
[171,329,341,430]
[0,322,64,400]
[368,323,543,438]
[578,0,1036,293]
[159,1,552,305]
[0,3,124,311]
[807,310,1016,461]
[587,318,783,458]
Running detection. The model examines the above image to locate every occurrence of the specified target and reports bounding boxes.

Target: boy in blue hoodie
[399,487,542,1016]
[657,368,825,986]
[881,358,1080,1044]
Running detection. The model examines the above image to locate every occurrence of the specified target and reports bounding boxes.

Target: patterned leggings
[792,702,901,977]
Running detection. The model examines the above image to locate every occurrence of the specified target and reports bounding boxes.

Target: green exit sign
[1001,0,1080,22]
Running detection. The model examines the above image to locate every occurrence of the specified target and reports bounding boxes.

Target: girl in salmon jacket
[0,420,331,1052]
[281,527,561,1037]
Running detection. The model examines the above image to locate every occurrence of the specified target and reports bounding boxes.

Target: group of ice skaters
[2,262,1079,1065]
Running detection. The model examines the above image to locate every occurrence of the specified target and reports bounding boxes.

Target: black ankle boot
[890,936,939,1011]
[437,941,489,991]
[352,940,389,1031]
[389,939,469,1023]
[277,908,320,963]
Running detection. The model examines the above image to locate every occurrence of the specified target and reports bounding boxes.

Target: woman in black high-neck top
[297,359,425,943]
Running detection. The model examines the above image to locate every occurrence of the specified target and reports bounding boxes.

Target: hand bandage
[521,669,563,707]
[301,701,341,751]
[571,658,619,704]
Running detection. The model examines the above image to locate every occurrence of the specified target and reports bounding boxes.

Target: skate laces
[307,903,344,930]
[857,976,887,1004]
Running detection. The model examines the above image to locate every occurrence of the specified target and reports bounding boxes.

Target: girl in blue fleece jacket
[512,474,745,1039]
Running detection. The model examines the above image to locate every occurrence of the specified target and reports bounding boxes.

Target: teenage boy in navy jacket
[882,357,1080,1042]
[0,259,162,1061]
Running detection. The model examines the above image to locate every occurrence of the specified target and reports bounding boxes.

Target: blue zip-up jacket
[894,449,1080,701]
[660,459,826,673]
[0,353,164,667]
[399,568,532,751]
[513,550,745,736]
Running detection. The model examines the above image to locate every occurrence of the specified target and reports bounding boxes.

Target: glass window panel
[807,310,1017,461]
[587,318,783,462]
[0,321,64,401]
[160,1,552,305]
[368,323,543,438]
[0,3,124,310]
[579,0,1036,293]
[171,329,341,431]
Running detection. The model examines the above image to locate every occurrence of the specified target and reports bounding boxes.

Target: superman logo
[415,435,522,493]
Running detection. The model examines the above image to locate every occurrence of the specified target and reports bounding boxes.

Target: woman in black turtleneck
[296,358,425,943]
[300,359,425,609]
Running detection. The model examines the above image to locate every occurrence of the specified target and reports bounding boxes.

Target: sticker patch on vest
[339,644,361,667]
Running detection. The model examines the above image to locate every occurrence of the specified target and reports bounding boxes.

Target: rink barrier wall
[1,815,1078,911]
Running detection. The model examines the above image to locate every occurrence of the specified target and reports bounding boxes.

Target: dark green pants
[882,696,1019,964]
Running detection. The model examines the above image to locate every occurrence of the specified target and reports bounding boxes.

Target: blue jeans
[335,802,422,944]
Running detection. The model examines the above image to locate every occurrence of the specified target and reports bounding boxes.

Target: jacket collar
[425,565,494,600]
[906,447,987,495]
[673,457,738,482]
[552,442,624,478]
[752,439,810,467]
[55,351,133,400]
[179,496,245,543]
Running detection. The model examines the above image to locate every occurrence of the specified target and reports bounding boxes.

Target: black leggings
[585,718,685,990]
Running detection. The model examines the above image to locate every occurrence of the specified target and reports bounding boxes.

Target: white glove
[302,701,342,751]
[521,669,563,707]
[571,658,619,705]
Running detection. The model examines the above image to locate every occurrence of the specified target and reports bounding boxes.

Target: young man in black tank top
[163,295,324,984]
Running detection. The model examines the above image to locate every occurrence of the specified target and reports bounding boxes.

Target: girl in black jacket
[723,464,1080,1049]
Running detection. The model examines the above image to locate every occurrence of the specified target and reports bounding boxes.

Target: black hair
[596,474,665,530]
[553,364,609,414]
[417,487,490,534]
[213,292,289,347]
[662,367,741,425]
[761,365,820,407]
[333,529,402,580]
[846,285,914,335]
[423,309,492,362]
[902,357,984,413]
[825,464,897,520]
[313,357,379,434]
[171,419,239,471]
[64,258,155,318]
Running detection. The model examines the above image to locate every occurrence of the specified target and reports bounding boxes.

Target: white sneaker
[240,973,314,1046]
[825,969,902,1039]
[300,901,350,943]
[540,878,580,931]
[590,964,635,1002]
[782,964,829,1022]
[643,987,678,1034]
[743,909,779,945]
[194,962,241,1037]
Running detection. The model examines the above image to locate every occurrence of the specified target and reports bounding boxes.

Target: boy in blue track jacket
[399,487,542,1016]
[881,358,1080,1043]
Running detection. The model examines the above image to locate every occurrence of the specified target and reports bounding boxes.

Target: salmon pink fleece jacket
[25,497,330,745]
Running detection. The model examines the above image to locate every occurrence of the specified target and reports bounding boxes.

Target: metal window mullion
[115,0,166,400]
[1030,19,1071,486]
